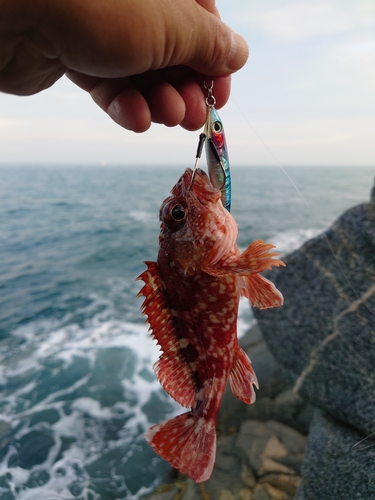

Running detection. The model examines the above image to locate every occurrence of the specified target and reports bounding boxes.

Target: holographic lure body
[205,106,231,212]
[191,80,231,212]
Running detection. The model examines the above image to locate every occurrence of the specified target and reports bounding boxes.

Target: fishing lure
[192,80,231,211]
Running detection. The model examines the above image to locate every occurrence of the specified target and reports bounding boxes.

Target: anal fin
[229,345,258,405]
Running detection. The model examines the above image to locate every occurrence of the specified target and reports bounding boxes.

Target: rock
[259,473,301,496]
[236,420,305,479]
[244,390,313,435]
[7,429,55,469]
[296,409,375,500]
[239,324,263,349]
[219,324,313,437]
[204,435,247,499]
[254,191,375,435]
[252,485,271,500]
[254,180,375,498]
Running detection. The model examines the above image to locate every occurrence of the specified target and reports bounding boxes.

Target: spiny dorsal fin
[137,262,196,408]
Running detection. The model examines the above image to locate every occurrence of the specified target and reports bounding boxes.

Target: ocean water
[0,164,374,500]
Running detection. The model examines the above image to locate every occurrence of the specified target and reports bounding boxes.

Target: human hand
[0,0,248,132]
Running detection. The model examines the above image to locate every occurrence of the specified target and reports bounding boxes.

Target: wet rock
[142,391,175,424]
[219,324,313,437]
[254,180,375,498]
[24,469,50,488]
[8,429,55,469]
[219,326,303,435]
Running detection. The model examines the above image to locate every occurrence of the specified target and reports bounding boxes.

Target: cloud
[325,41,375,88]
[247,1,375,40]
[0,119,22,128]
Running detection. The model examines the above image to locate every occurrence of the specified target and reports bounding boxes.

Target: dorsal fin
[137,262,196,408]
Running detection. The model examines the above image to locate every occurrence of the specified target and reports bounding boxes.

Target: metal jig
[190,79,231,211]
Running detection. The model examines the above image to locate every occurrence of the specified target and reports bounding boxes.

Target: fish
[137,168,285,483]
[205,107,231,212]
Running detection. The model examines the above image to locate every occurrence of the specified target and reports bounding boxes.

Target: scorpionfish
[137,168,285,483]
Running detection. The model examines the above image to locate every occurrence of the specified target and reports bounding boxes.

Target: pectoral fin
[240,273,284,309]
[203,240,285,309]
[137,262,196,408]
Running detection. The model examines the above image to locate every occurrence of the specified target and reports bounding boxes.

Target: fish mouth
[172,168,221,205]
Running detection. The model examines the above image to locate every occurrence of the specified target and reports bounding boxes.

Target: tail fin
[145,412,216,483]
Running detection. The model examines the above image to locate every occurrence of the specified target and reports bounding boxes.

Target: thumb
[167,3,249,76]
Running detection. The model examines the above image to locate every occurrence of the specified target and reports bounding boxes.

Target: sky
[0,0,375,166]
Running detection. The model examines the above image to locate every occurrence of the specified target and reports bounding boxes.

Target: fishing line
[351,431,375,452]
[232,98,375,319]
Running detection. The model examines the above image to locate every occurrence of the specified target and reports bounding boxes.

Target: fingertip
[227,31,249,72]
[178,81,207,131]
[107,92,151,132]
[148,82,186,127]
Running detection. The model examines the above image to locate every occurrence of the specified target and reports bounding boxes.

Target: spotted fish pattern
[137,168,285,483]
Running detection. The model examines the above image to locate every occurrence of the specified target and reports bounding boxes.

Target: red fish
[137,168,284,483]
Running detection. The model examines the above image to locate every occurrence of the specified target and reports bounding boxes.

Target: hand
[0,0,248,132]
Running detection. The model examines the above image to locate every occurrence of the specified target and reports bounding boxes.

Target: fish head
[158,168,238,274]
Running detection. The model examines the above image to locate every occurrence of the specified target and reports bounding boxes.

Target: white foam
[128,210,156,223]
[271,227,323,256]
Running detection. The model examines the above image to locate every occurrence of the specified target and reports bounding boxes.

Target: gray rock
[245,389,313,435]
[219,326,290,434]
[8,429,55,469]
[297,409,375,500]
[219,325,313,435]
[255,193,375,435]
[239,323,263,349]
[254,180,375,498]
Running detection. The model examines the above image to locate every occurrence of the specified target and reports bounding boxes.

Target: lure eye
[160,199,188,232]
[212,120,222,133]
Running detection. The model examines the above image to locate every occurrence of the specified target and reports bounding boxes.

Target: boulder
[254,179,375,498]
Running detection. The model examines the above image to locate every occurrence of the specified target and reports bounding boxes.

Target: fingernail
[227,32,249,71]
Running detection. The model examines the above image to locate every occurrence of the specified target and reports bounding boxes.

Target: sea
[0,164,374,500]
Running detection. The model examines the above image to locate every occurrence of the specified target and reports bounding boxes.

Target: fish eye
[171,204,186,221]
[213,120,222,133]
[160,199,188,232]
